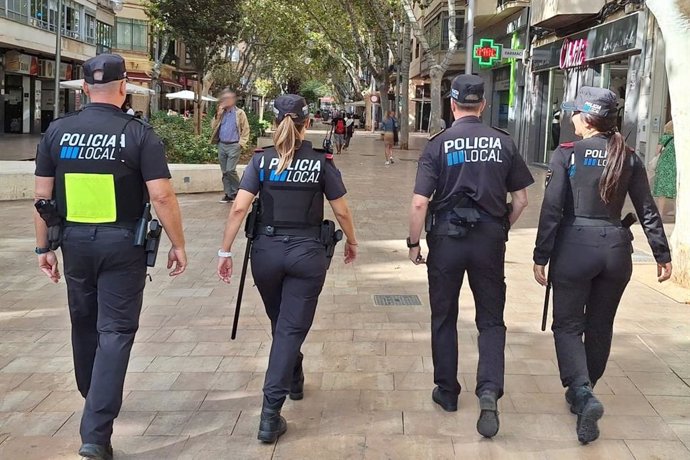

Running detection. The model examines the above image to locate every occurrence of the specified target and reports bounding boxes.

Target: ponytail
[581,113,629,203]
[272,116,303,174]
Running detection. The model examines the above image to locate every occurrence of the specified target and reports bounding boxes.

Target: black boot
[476,391,500,438]
[565,386,578,414]
[78,443,113,460]
[432,386,458,412]
[290,354,305,401]
[572,385,604,444]
[257,404,287,444]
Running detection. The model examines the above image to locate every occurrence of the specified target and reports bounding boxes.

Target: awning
[161,77,183,89]
[126,71,150,82]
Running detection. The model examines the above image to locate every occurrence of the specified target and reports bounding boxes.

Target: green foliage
[299,80,330,105]
[150,112,217,164]
[246,111,271,145]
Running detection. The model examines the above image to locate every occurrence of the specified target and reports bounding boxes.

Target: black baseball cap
[562,86,617,117]
[83,54,127,84]
[273,94,309,123]
[450,74,485,103]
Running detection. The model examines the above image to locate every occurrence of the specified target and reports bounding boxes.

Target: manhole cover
[632,250,655,263]
[373,295,422,306]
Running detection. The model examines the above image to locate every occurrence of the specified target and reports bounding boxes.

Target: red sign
[475,46,498,59]
[560,38,587,69]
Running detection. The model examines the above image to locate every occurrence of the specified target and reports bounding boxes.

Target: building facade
[0,0,116,134]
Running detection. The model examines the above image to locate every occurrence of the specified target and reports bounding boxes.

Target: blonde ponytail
[273,116,303,173]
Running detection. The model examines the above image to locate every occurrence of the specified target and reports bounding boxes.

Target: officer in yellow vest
[33,54,187,460]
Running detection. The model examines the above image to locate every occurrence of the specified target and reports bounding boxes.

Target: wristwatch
[406,237,420,249]
[218,249,233,258]
[35,247,51,255]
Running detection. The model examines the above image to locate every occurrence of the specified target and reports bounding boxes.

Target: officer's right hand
[38,251,60,283]
[657,262,672,283]
[167,246,187,276]
[344,241,358,264]
[533,264,548,286]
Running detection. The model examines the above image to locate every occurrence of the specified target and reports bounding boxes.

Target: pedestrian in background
[344,113,355,150]
[218,94,357,444]
[34,54,187,460]
[652,120,676,219]
[382,110,397,165]
[408,74,533,439]
[331,111,347,154]
[211,89,250,203]
[533,87,672,445]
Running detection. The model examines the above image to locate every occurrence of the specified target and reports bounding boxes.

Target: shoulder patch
[492,126,511,136]
[560,142,575,148]
[428,128,446,141]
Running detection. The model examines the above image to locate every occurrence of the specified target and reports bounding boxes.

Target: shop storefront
[1,50,76,134]
[527,12,647,164]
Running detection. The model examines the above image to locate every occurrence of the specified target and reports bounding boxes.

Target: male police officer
[34,54,187,460]
[407,74,534,438]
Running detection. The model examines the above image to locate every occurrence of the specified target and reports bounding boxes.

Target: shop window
[97,21,113,54]
[115,18,148,52]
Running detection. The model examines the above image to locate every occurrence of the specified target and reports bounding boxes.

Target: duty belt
[64,220,138,230]
[563,217,622,227]
[256,225,321,238]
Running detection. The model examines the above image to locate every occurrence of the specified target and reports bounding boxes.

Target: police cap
[450,74,484,103]
[83,54,127,84]
[273,94,309,123]
[562,86,617,117]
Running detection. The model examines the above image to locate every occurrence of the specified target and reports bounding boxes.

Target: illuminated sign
[473,39,503,68]
[560,38,588,69]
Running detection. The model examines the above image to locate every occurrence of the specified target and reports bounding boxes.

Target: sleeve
[35,128,56,177]
[628,154,671,264]
[239,154,261,195]
[506,141,535,192]
[413,141,440,198]
[323,158,347,200]
[533,148,569,265]
[239,111,250,148]
[140,129,172,181]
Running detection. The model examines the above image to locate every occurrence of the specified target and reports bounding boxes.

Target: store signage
[37,60,73,80]
[370,95,379,103]
[502,48,525,59]
[473,39,503,67]
[5,51,39,76]
[559,38,588,69]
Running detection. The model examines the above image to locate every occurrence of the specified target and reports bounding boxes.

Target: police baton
[541,280,551,332]
[231,199,259,340]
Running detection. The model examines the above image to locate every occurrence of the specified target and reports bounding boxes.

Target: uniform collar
[84,102,123,111]
[452,115,481,126]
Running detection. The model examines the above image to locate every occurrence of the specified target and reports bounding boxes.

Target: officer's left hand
[409,247,425,265]
[217,256,234,283]
[38,251,60,283]
[533,264,548,286]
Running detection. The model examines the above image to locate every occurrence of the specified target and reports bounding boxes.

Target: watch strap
[218,249,233,258]
[35,247,51,255]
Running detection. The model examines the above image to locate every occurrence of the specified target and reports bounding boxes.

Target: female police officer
[217,94,357,443]
[533,87,672,445]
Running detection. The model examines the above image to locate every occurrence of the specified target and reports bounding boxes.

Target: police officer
[408,74,534,438]
[217,94,358,443]
[533,86,672,445]
[34,54,187,460]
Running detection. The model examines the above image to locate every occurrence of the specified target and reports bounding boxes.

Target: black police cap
[450,74,485,104]
[83,54,127,84]
[273,94,309,123]
[562,86,618,117]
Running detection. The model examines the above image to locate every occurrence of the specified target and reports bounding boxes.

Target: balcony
[475,0,530,29]
[531,0,605,29]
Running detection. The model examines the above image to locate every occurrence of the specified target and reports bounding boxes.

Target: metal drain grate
[373,295,422,306]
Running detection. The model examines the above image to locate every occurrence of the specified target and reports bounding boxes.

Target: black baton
[231,237,252,340]
[541,280,551,332]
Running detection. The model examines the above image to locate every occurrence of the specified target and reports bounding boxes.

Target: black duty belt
[564,217,622,227]
[220,141,239,145]
[256,225,321,238]
[64,221,137,230]
[434,210,504,225]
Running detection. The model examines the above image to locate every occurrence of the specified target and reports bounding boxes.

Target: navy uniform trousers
[550,225,633,389]
[62,225,147,444]
[250,235,328,407]
[426,221,507,398]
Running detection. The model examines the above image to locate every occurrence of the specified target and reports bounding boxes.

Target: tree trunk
[400,19,411,150]
[429,65,444,135]
[259,95,265,121]
[646,0,690,286]
[194,79,202,135]
[150,34,171,116]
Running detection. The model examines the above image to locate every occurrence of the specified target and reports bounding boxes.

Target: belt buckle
[265,226,275,236]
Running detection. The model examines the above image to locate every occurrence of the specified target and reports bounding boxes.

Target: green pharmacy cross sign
[473,39,503,67]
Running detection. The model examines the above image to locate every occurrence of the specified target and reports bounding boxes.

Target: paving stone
[145,356,223,373]
[0,435,80,460]
[122,391,207,412]
[171,372,253,391]
[627,372,690,397]
[274,435,366,459]
[178,433,273,460]
[0,390,49,412]
[124,372,181,391]
[624,440,690,459]
[55,410,156,437]
[0,412,73,436]
[599,415,679,440]
[646,396,690,424]
[145,411,194,436]
[321,372,394,391]
[180,410,241,436]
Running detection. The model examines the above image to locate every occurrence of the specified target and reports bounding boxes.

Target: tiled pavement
[0,130,689,459]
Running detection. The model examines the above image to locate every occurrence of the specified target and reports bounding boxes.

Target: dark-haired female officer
[533,86,672,445]
[217,94,358,443]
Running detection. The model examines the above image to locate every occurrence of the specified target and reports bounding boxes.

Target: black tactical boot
[257,405,287,444]
[432,386,458,412]
[476,391,500,438]
[572,385,604,444]
[78,443,113,460]
[290,354,305,401]
[565,386,578,414]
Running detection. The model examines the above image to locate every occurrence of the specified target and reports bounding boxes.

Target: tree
[399,19,412,149]
[253,78,277,120]
[145,7,171,116]
[402,0,459,135]
[646,0,690,286]
[149,0,242,134]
